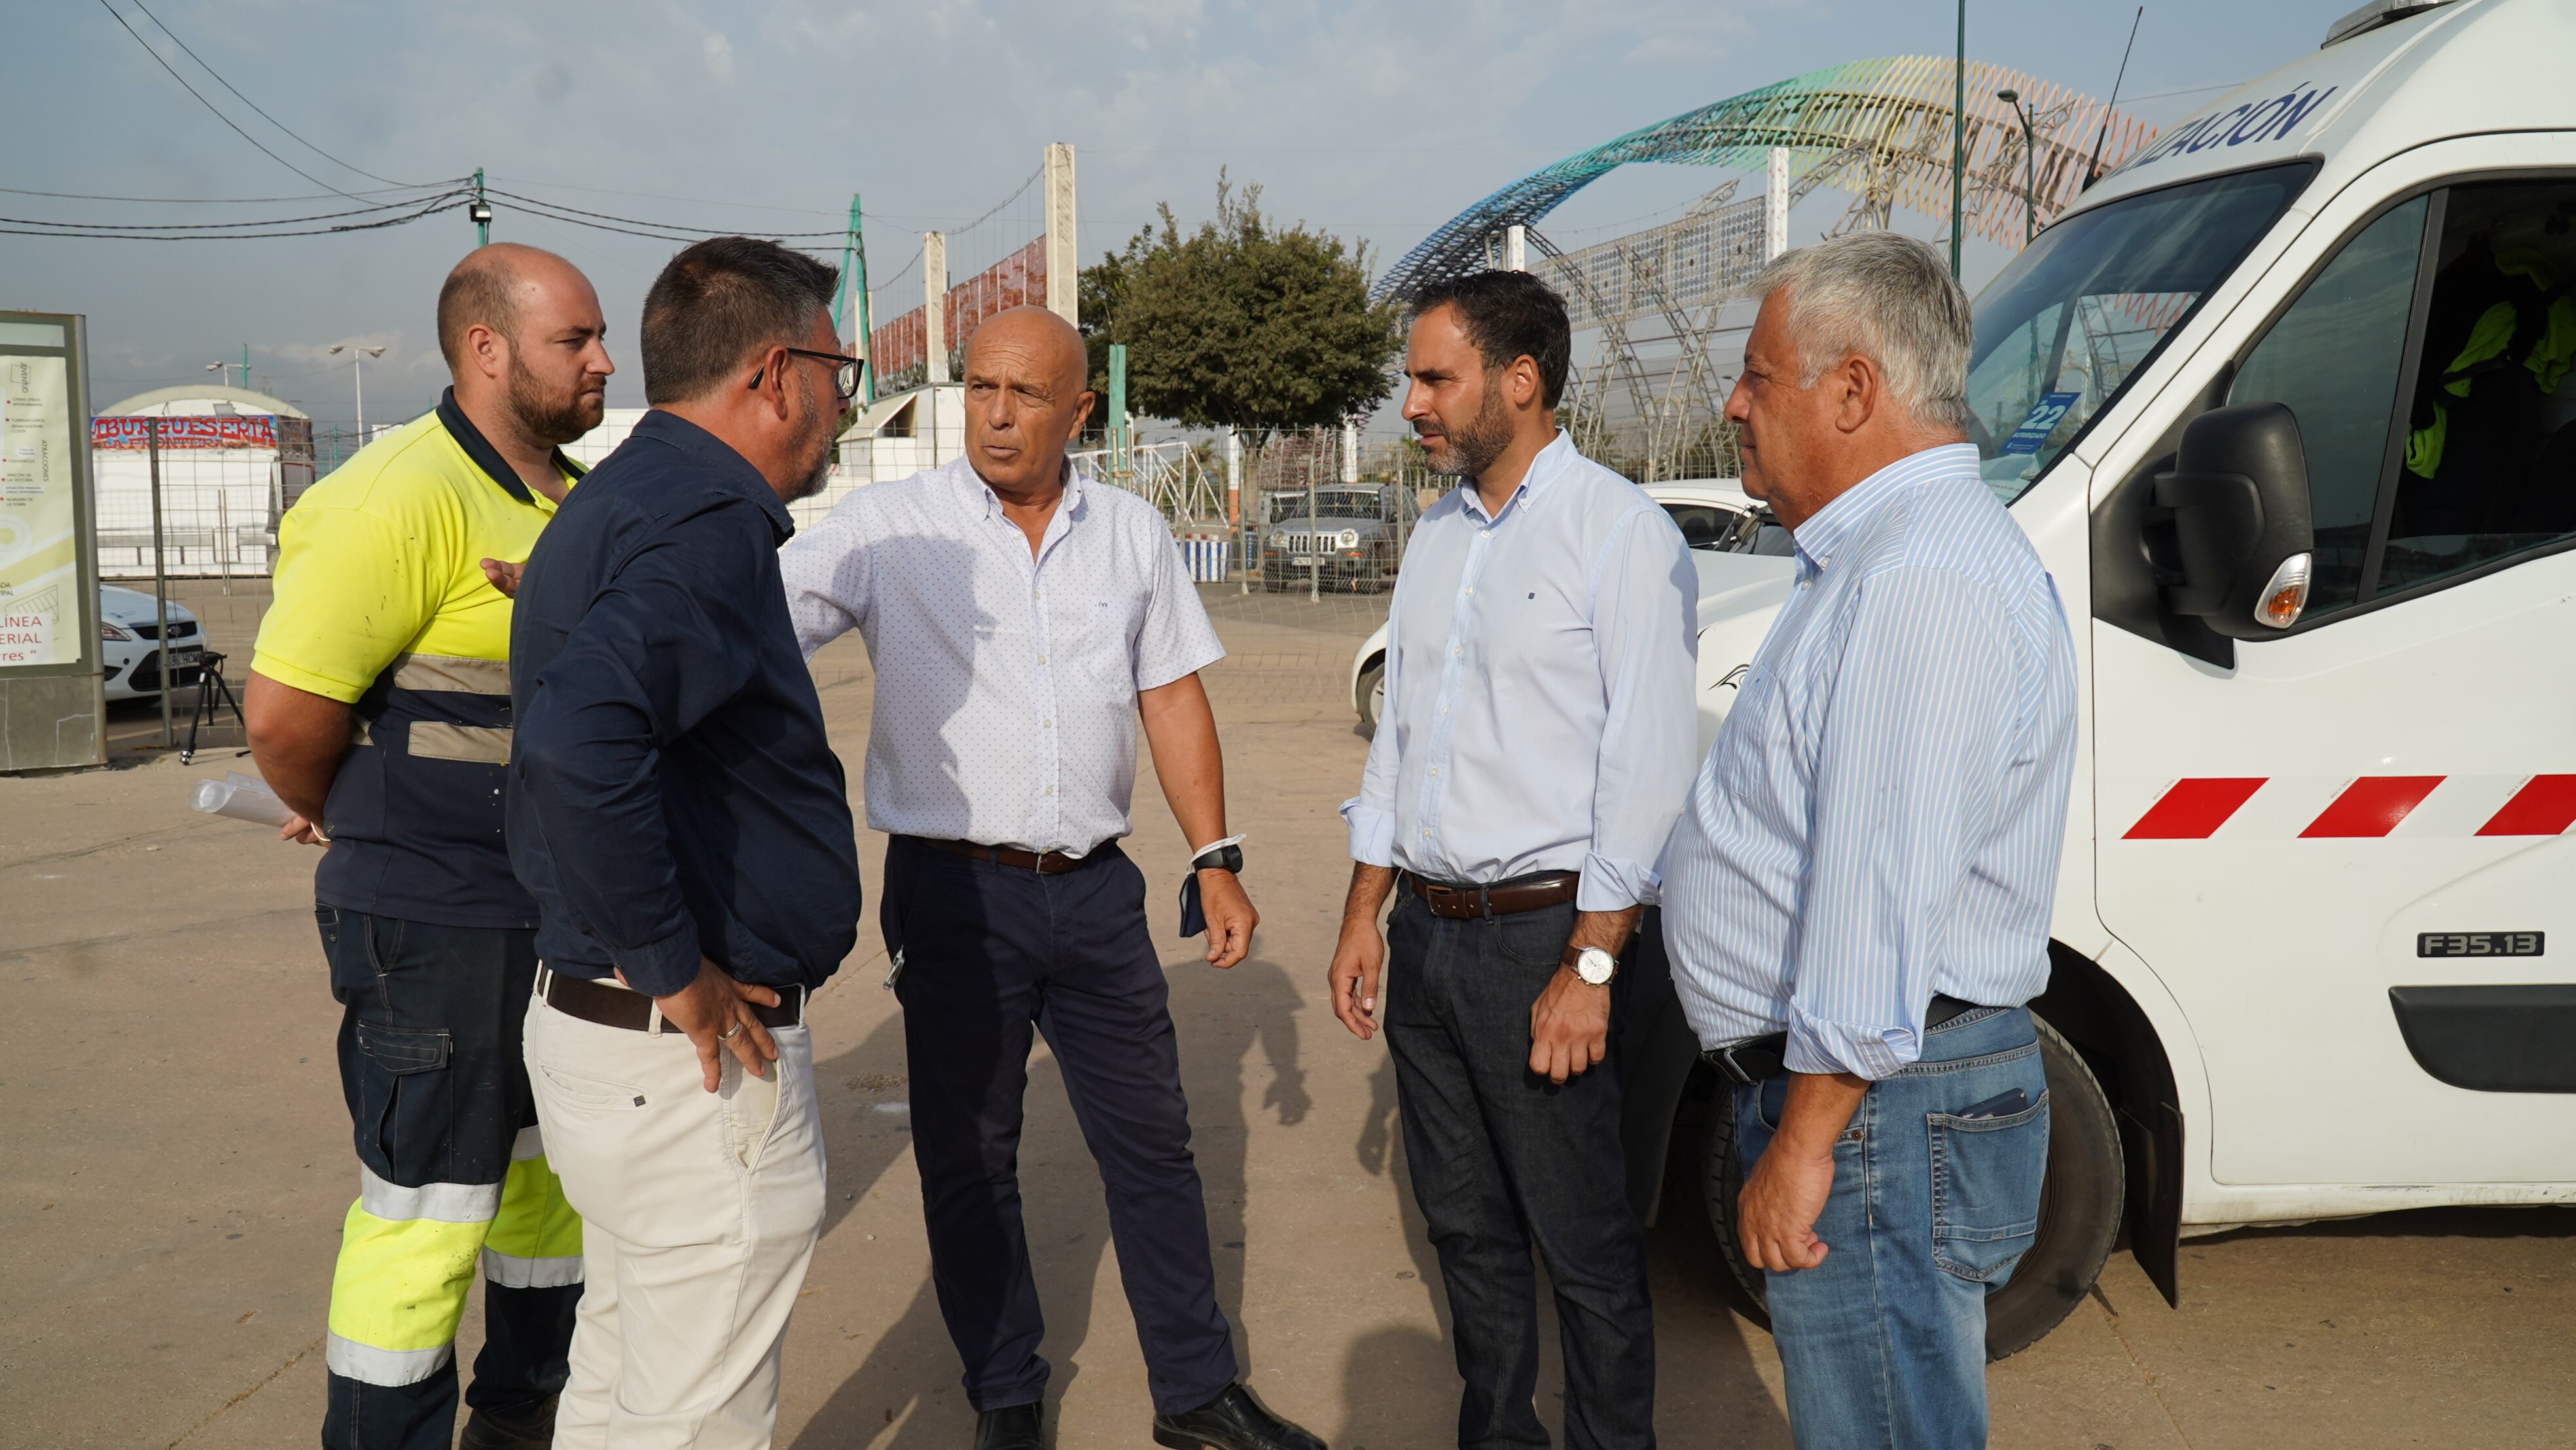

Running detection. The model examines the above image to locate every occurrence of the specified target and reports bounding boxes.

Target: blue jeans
[1732,1006,2049,1450]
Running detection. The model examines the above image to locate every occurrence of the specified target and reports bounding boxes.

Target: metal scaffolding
[1379,55,2160,480]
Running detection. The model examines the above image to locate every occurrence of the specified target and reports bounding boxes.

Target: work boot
[975,1401,1043,1450]
[1151,1383,1325,1450]
[459,1394,558,1450]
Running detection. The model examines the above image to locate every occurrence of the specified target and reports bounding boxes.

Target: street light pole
[1950,0,1967,279]
[1997,88,2038,243]
[330,344,387,438]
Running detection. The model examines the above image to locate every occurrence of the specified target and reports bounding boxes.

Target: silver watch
[1570,946,1619,986]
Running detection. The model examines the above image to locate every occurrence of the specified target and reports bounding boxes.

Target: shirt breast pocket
[1709,662,1780,798]
[1074,593,1146,687]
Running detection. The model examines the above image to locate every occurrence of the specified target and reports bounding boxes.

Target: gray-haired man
[1658,232,2079,1448]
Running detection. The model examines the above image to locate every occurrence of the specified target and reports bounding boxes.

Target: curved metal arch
[1378,56,2158,301]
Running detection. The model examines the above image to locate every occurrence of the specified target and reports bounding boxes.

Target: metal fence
[90,417,323,582]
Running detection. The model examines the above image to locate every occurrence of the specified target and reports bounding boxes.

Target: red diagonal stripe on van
[2300,776,2444,838]
[2124,777,2266,839]
[2475,775,2576,836]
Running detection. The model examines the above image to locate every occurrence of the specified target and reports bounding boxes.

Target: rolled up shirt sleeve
[1783,565,2013,1079]
[1575,506,1700,911]
[511,506,766,997]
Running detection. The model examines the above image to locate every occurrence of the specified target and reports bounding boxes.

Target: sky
[8,0,2344,427]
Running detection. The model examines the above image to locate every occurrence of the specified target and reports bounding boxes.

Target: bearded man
[245,241,613,1450]
[1326,270,1698,1450]
[503,236,863,1450]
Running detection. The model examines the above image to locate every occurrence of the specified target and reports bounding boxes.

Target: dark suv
[1259,484,1419,593]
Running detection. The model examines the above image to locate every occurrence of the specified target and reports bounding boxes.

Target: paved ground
[5,586,2573,1449]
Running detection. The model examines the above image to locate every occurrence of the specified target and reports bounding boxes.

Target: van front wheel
[1698,1011,2124,1361]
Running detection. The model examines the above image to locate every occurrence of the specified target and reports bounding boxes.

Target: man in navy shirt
[506,236,864,1450]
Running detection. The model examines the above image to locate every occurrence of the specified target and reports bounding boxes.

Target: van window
[2378,180,2576,593]
[1966,163,2314,504]
[2227,196,2429,617]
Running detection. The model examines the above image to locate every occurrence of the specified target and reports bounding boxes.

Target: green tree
[1081,174,1403,435]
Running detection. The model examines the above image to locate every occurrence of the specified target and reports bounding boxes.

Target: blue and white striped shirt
[1657,444,2077,1080]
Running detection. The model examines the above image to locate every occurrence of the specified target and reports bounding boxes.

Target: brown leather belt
[912,835,1095,874]
[537,964,804,1032]
[1402,869,1581,920]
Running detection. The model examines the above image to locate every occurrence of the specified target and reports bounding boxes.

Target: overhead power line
[0,181,459,205]
[94,0,374,201]
[1,194,465,231]
[0,192,469,241]
[124,0,421,188]
[482,188,849,239]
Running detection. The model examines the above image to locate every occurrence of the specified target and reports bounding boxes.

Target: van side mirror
[2151,402,2316,637]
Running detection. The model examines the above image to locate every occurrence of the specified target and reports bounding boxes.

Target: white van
[1626,0,2576,1358]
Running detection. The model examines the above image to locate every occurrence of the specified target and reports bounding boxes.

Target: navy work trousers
[319,908,580,1450]
[882,836,1238,1417]
[1384,894,1658,1450]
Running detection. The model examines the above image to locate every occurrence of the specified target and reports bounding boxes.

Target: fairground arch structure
[1378,57,2161,481]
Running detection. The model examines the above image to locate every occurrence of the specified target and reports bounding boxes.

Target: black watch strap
[1191,842,1243,873]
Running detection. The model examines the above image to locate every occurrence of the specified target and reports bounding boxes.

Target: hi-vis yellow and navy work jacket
[252,389,581,928]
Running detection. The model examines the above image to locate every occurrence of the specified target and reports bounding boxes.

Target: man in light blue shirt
[1331,270,1696,1450]
[1658,233,2078,1449]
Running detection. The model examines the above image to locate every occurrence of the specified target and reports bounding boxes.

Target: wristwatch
[1190,840,1244,874]
[1563,944,1619,986]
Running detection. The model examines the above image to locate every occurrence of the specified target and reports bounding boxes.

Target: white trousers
[524,985,826,1450]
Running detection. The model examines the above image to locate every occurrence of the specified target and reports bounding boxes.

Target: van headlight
[1338,529,1359,547]
[100,621,134,641]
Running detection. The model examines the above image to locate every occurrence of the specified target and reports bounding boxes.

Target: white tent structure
[92,385,313,579]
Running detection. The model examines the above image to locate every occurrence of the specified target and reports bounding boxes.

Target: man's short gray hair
[1755,232,1973,434]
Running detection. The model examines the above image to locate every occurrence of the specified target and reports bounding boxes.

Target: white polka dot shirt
[779,455,1225,856]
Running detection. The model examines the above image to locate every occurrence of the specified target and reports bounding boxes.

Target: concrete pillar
[1505,223,1527,272]
[1766,148,1790,263]
[923,230,948,383]
[1340,423,1359,484]
[1044,143,1078,326]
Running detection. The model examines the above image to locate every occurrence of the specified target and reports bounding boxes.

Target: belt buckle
[1708,1041,1762,1086]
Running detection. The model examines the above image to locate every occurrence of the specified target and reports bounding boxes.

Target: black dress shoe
[1151,1383,1325,1450]
[975,1402,1043,1450]
[459,1394,558,1450]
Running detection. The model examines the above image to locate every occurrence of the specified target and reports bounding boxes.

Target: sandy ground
[4,584,2571,1449]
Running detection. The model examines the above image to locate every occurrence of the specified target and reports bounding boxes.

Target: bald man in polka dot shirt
[780,308,1324,1450]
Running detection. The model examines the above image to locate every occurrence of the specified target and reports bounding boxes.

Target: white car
[1348,479,1787,733]
[98,584,206,701]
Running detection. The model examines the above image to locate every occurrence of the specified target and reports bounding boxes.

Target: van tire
[1697,1011,2123,1361]
[1355,659,1386,737]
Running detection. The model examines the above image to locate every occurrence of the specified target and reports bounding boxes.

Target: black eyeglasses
[751,347,865,402]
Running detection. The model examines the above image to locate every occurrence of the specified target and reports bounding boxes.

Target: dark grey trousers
[1384,894,1657,1450]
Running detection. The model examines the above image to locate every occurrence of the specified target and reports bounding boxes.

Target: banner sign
[2,355,77,667]
[91,414,277,450]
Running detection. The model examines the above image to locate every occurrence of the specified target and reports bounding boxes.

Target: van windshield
[1967,162,2315,504]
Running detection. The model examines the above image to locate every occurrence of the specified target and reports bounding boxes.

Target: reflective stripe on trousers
[327,1125,584,1386]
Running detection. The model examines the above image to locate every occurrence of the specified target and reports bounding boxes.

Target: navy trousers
[882,836,1238,1416]
[1383,895,1658,1450]
[317,908,580,1450]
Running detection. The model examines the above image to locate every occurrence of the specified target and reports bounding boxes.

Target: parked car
[97,584,205,701]
[1348,479,1783,732]
[1259,484,1419,593]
